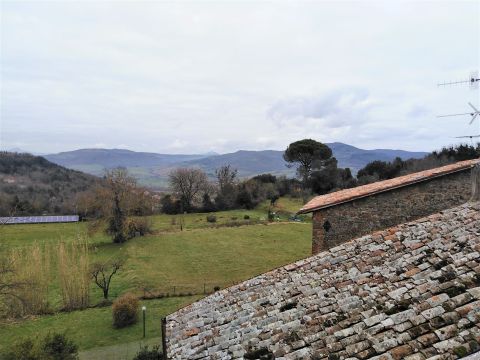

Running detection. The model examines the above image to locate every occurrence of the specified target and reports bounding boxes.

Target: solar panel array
[0,215,79,225]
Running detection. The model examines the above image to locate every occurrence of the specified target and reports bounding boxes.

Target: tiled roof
[165,202,480,359]
[298,159,479,214]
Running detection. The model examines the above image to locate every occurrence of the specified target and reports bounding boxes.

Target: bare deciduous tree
[90,259,124,300]
[215,165,238,193]
[104,169,136,243]
[168,168,209,211]
[80,168,156,243]
[0,257,25,305]
[215,165,238,209]
[0,205,29,316]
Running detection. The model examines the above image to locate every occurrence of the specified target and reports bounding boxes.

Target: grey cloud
[267,88,375,129]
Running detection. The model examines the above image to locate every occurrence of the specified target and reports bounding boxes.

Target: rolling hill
[44,148,210,173]
[44,143,427,189]
[0,152,99,216]
[326,142,427,172]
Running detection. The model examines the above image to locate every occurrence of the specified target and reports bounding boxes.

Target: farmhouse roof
[297,158,480,214]
[165,202,480,359]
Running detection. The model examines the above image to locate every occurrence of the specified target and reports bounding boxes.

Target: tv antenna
[437,102,480,125]
[454,135,480,139]
[452,135,480,146]
[437,71,479,89]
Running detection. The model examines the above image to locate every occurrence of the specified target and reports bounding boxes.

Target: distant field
[0,198,308,248]
[0,197,311,355]
[119,222,311,294]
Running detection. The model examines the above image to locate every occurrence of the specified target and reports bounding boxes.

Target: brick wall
[312,169,472,254]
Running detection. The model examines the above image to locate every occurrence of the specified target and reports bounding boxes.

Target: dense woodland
[356,143,480,183]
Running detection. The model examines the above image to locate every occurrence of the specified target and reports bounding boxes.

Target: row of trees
[161,166,303,214]
[161,139,359,214]
[285,140,479,193]
[356,143,480,184]
[162,141,480,215]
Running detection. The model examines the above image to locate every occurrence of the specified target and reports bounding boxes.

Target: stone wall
[164,202,480,359]
[312,169,471,254]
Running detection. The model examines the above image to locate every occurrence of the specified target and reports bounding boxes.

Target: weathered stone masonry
[165,202,480,359]
[310,170,470,254]
[298,160,479,254]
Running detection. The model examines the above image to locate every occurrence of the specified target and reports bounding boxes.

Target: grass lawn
[0,221,109,248]
[114,222,311,295]
[78,336,162,360]
[0,296,199,354]
[148,208,269,232]
[148,197,310,232]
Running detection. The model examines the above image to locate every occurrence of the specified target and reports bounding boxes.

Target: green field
[0,198,311,356]
[0,297,199,357]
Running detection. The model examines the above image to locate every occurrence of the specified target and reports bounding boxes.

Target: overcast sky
[1,1,479,154]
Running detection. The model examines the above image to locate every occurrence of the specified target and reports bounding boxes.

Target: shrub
[3,338,37,360]
[3,333,78,360]
[243,214,250,220]
[214,286,221,292]
[160,194,182,214]
[268,211,275,222]
[125,217,153,239]
[133,345,163,360]
[112,293,139,328]
[206,215,217,223]
[41,333,78,360]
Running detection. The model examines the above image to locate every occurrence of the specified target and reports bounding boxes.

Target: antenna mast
[437,71,479,89]
[437,71,480,143]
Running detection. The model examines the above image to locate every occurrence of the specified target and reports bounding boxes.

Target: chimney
[472,163,480,201]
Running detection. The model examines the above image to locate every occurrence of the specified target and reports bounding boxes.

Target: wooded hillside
[0,152,99,216]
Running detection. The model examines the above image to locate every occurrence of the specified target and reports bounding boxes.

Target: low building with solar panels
[0,215,79,225]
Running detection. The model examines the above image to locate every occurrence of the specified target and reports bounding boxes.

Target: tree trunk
[471,163,480,202]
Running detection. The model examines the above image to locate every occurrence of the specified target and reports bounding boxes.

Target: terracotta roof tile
[298,159,479,214]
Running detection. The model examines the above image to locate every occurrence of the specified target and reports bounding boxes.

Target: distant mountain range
[43,143,427,189]
[46,148,208,169]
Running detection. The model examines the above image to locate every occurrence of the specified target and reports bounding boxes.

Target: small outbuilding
[298,159,479,254]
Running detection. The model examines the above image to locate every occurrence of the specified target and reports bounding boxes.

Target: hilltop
[44,143,427,189]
